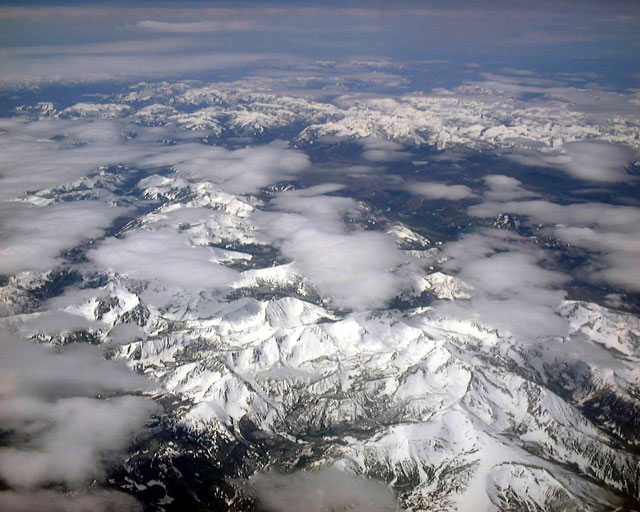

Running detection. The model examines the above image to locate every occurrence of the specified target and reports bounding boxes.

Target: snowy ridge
[2,147,639,509]
[3,74,640,511]
[28,277,637,510]
[20,77,640,155]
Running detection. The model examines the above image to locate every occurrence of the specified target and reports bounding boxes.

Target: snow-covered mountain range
[1,71,640,512]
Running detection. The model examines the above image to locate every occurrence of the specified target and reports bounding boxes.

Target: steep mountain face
[18,77,640,153]
[1,75,640,512]
[38,283,640,511]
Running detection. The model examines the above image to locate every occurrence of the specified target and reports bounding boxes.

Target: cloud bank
[0,201,128,275]
[0,336,157,493]
[404,181,477,200]
[437,228,569,338]
[247,467,397,512]
[87,229,239,290]
[139,142,310,195]
[470,199,640,292]
[510,141,637,183]
[255,184,409,310]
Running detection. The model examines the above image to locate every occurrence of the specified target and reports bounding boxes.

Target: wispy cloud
[0,52,285,85]
[137,19,256,33]
[254,184,409,310]
[469,199,640,293]
[247,467,397,512]
[0,37,201,56]
[403,181,477,200]
[0,336,157,489]
[437,228,569,338]
[517,31,597,44]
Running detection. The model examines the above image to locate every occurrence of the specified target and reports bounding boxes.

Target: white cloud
[437,229,569,338]
[509,141,637,183]
[139,142,310,195]
[482,174,538,201]
[0,202,129,275]
[254,185,409,310]
[358,136,410,162]
[107,322,146,346]
[0,337,158,489]
[554,225,640,291]
[469,200,640,230]
[87,229,239,289]
[247,468,397,512]
[0,396,155,488]
[404,181,476,200]
[562,141,636,182]
[469,200,640,292]
[0,118,142,201]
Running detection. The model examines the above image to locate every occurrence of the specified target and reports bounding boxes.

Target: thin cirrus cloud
[0,37,201,56]
[0,52,284,85]
[137,19,257,33]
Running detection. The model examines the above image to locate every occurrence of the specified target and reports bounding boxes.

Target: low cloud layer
[248,467,397,512]
[562,141,636,182]
[404,181,476,200]
[437,228,569,338]
[0,201,127,275]
[139,142,310,195]
[482,174,538,201]
[470,199,640,292]
[359,136,410,162]
[0,118,150,276]
[87,229,239,289]
[255,184,409,310]
[510,141,637,183]
[0,118,142,201]
[0,336,158,491]
[0,489,142,512]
